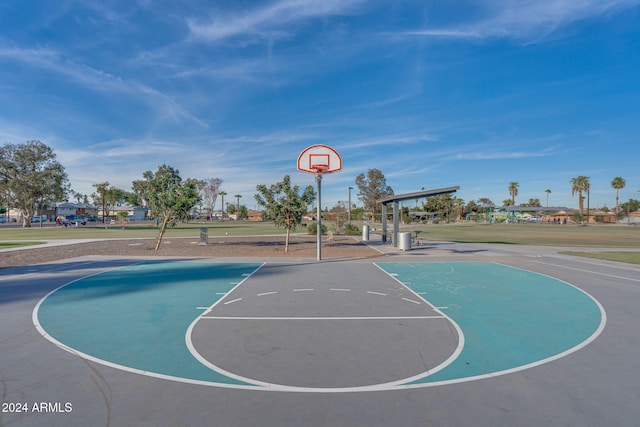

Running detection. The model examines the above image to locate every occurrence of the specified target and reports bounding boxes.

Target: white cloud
[401,0,640,42]
[186,0,365,43]
[402,29,484,39]
[453,144,561,160]
[342,134,439,150]
[0,45,208,128]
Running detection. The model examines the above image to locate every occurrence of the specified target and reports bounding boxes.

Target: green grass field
[1,221,639,264]
[401,223,640,248]
[0,241,45,249]
[0,221,288,240]
[2,221,639,246]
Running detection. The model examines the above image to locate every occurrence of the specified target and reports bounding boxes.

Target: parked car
[65,215,87,225]
[0,216,7,223]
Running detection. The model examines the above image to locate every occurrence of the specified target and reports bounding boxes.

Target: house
[7,202,99,222]
[99,204,148,221]
[247,210,263,221]
[53,202,99,218]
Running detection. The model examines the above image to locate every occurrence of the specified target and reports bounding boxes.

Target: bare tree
[198,177,223,219]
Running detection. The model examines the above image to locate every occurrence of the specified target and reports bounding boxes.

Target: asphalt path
[1,241,639,427]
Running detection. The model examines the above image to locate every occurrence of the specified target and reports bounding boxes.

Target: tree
[355,169,393,218]
[620,199,640,219]
[198,177,223,219]
[132,164,200,250]
[571,176,590,215]
[73,192,85,204]
[234,194,242,219]
[464,200,479,214]
[93,182,110,224]
[331,202,348,233]
[611,177,626,214]
[545,189,552,207]
[508,182,519,205]
[219,191,227,219]
[477,198,494,208]
[255,175,315,252]
[0,140,69,227]
[226,203,248,220]
[423,194,460,223]
[238,205,248,220]
[92,182,129,224]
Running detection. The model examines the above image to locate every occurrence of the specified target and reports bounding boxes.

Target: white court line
[366,291,387,296]
[373,262,465,382]
[223,298,243,305]
[330,288,351,292]
[533,260,640,283]
[201,316,445,320]
[293,288,314,292]
[257,291,278,296]
[402,297,422,304]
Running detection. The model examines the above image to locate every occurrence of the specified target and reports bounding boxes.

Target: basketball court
[2,145,639,425]
[2,242,639,426]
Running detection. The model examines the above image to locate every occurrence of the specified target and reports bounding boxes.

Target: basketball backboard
[297,144,342,174]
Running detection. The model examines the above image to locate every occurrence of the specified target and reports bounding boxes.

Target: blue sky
[1,0,639,210]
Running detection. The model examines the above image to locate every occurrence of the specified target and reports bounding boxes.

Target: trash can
[362,225,370,241]
[199,227,208,245]
[398,232,412,251]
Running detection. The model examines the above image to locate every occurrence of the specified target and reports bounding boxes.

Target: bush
[344,223,361,236]
[571,212,585,223]
[307,222,327,235]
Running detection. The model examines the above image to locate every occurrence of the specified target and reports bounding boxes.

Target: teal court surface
[34,261,604,392]
[2,249,640,426]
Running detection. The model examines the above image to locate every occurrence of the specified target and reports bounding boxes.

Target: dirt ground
[0,235,382,269]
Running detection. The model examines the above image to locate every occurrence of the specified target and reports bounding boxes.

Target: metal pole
[316,173,322,261]
[393,201,399,247]
[348,186,353,225]
[381,203,387,243]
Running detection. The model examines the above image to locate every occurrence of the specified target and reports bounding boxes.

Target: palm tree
[234,194,242,220]
[571,176,590,216]
[611,177,626,214]
[545,189,552,207]
[219,191,227,219]
[508,182,519,205]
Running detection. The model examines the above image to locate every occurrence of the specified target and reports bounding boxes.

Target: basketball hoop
[309,164,329,175]
[297,145,342,175]
[297,144,342,261]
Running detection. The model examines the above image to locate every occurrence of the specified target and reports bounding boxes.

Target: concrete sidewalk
[0,239,108,253]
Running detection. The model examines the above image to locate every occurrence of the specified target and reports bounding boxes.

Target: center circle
[190,305,459,389]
